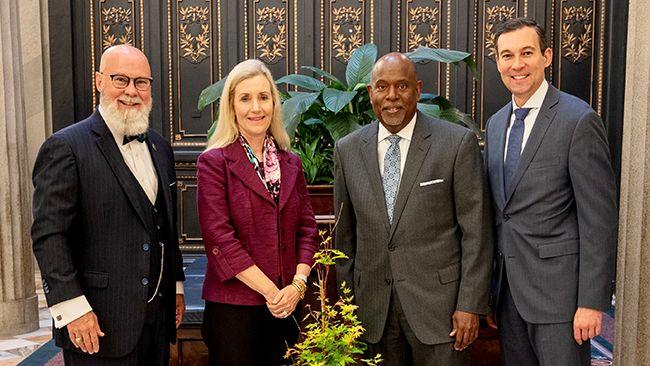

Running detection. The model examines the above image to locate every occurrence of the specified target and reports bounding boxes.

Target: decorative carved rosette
[332,6,363,63]
[484,5,515,61]
[255,7,287,64]
[561,6,593,64]
[101,7,133,49]
[408,6,439,51]
[179,6,210,64]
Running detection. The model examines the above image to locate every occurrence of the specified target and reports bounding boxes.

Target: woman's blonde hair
[206,59,290,151]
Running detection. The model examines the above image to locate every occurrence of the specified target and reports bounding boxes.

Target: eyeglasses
[100,73,153,91]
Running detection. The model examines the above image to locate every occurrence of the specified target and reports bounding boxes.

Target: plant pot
[307,184,333,216]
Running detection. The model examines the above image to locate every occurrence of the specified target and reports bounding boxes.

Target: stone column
[0,1,42,336]
[614,0,650,363]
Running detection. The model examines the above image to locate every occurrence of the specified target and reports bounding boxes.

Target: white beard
[100,94,152,136]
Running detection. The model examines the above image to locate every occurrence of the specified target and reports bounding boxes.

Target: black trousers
[202,301,300,366]
[497,273,591,366]
[63,300,170,366]
[367,288,469,366]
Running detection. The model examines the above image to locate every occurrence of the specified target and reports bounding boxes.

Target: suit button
[153,208,158,213]
[385,279,393,285]
[142,243,150,252]
[503,214,510,221]
[212,247,219,255]
[159,241,165,248]
[141,277,149,286]
[156,224,161,230]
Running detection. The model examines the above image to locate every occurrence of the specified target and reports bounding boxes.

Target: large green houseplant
[198,44,478,184]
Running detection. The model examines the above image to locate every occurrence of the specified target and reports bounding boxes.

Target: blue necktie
[383,135,401,224]
[503,108,531,192]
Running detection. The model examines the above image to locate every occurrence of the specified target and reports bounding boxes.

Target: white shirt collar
[377,112,417,143]
[511,79,548,110]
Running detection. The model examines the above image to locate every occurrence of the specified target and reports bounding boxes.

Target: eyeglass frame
[98,72,153,91]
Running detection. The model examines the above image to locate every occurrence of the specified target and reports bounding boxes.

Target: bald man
[32,45,185,364]
[334,53,493,365]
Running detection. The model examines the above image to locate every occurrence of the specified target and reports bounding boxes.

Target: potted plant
[197,44,478,212]
[274,43,478,185]
[283,229,382,366]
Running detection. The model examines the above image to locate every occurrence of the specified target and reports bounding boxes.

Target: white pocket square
[169,181,176,187]
[419,179,444,187]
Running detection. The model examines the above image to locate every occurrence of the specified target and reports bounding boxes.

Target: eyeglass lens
[112,75,151,91]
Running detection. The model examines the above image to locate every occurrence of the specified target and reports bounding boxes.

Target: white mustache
[118,96,143,104]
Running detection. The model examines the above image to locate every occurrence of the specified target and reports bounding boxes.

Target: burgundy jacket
[197,142,318,305]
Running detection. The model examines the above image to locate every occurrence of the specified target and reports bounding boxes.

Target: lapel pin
[152,143,157,151]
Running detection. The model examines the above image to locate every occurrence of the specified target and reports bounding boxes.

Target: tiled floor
[0,272,52,365]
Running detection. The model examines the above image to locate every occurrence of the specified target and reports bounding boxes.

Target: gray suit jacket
[485,85,617,324]
[334,114,493,345]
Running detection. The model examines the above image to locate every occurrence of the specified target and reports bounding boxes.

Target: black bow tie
[123,133,147,145]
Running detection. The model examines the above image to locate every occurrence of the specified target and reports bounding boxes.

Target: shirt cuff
[176,281,184,295]
[49,296,93,329]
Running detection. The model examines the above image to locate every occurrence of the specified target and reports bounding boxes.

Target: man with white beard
[32,45,186,365]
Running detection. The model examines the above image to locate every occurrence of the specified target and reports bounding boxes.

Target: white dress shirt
[49,107,184,329]
[504,80,549,161]
[377,113,417,186]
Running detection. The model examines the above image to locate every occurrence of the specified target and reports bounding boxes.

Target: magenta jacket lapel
[222,142,299,209]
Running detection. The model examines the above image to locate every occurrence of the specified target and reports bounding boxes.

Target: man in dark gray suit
[334,53,493,365]
[484,18,617,366]
[32,45,185,364]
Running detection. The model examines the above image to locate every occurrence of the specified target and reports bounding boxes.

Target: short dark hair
[494,18,547,54]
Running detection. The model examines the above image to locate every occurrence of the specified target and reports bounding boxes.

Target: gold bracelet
[291,279,306,294]
[291,279,306,299]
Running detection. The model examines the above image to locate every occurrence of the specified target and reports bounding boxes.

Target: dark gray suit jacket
[485,85,617,323]
[334,114,493,345]
[31,110,185,357]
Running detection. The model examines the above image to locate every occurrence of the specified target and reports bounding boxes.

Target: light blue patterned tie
[383,135,401,224]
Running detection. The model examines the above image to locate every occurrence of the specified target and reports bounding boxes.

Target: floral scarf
[238,133,281,203]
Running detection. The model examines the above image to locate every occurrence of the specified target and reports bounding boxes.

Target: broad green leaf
[276,74,327,91]
[418,102,480,134]
[346,44,377,90]
[301,66,344,86]
[352,83,367,91]
[303,118,323,126]
[417,103,442,119]
[419,93,440,103]
[206,118,218,141]
[406,47,478,78]
[322,88,357,113]
[282,92,320,139]
[198,76,227,111]
[325,113,361,141]
[439,107,480,133]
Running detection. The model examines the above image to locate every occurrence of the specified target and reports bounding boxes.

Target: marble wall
[0,0,51,336]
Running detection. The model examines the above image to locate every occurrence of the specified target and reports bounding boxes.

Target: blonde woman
[196,59,318,365]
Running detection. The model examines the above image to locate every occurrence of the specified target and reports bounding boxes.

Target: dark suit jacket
[196,142,318,305]
[31,110,185,357]
[334,114,493,344]
[485,85,617,323]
